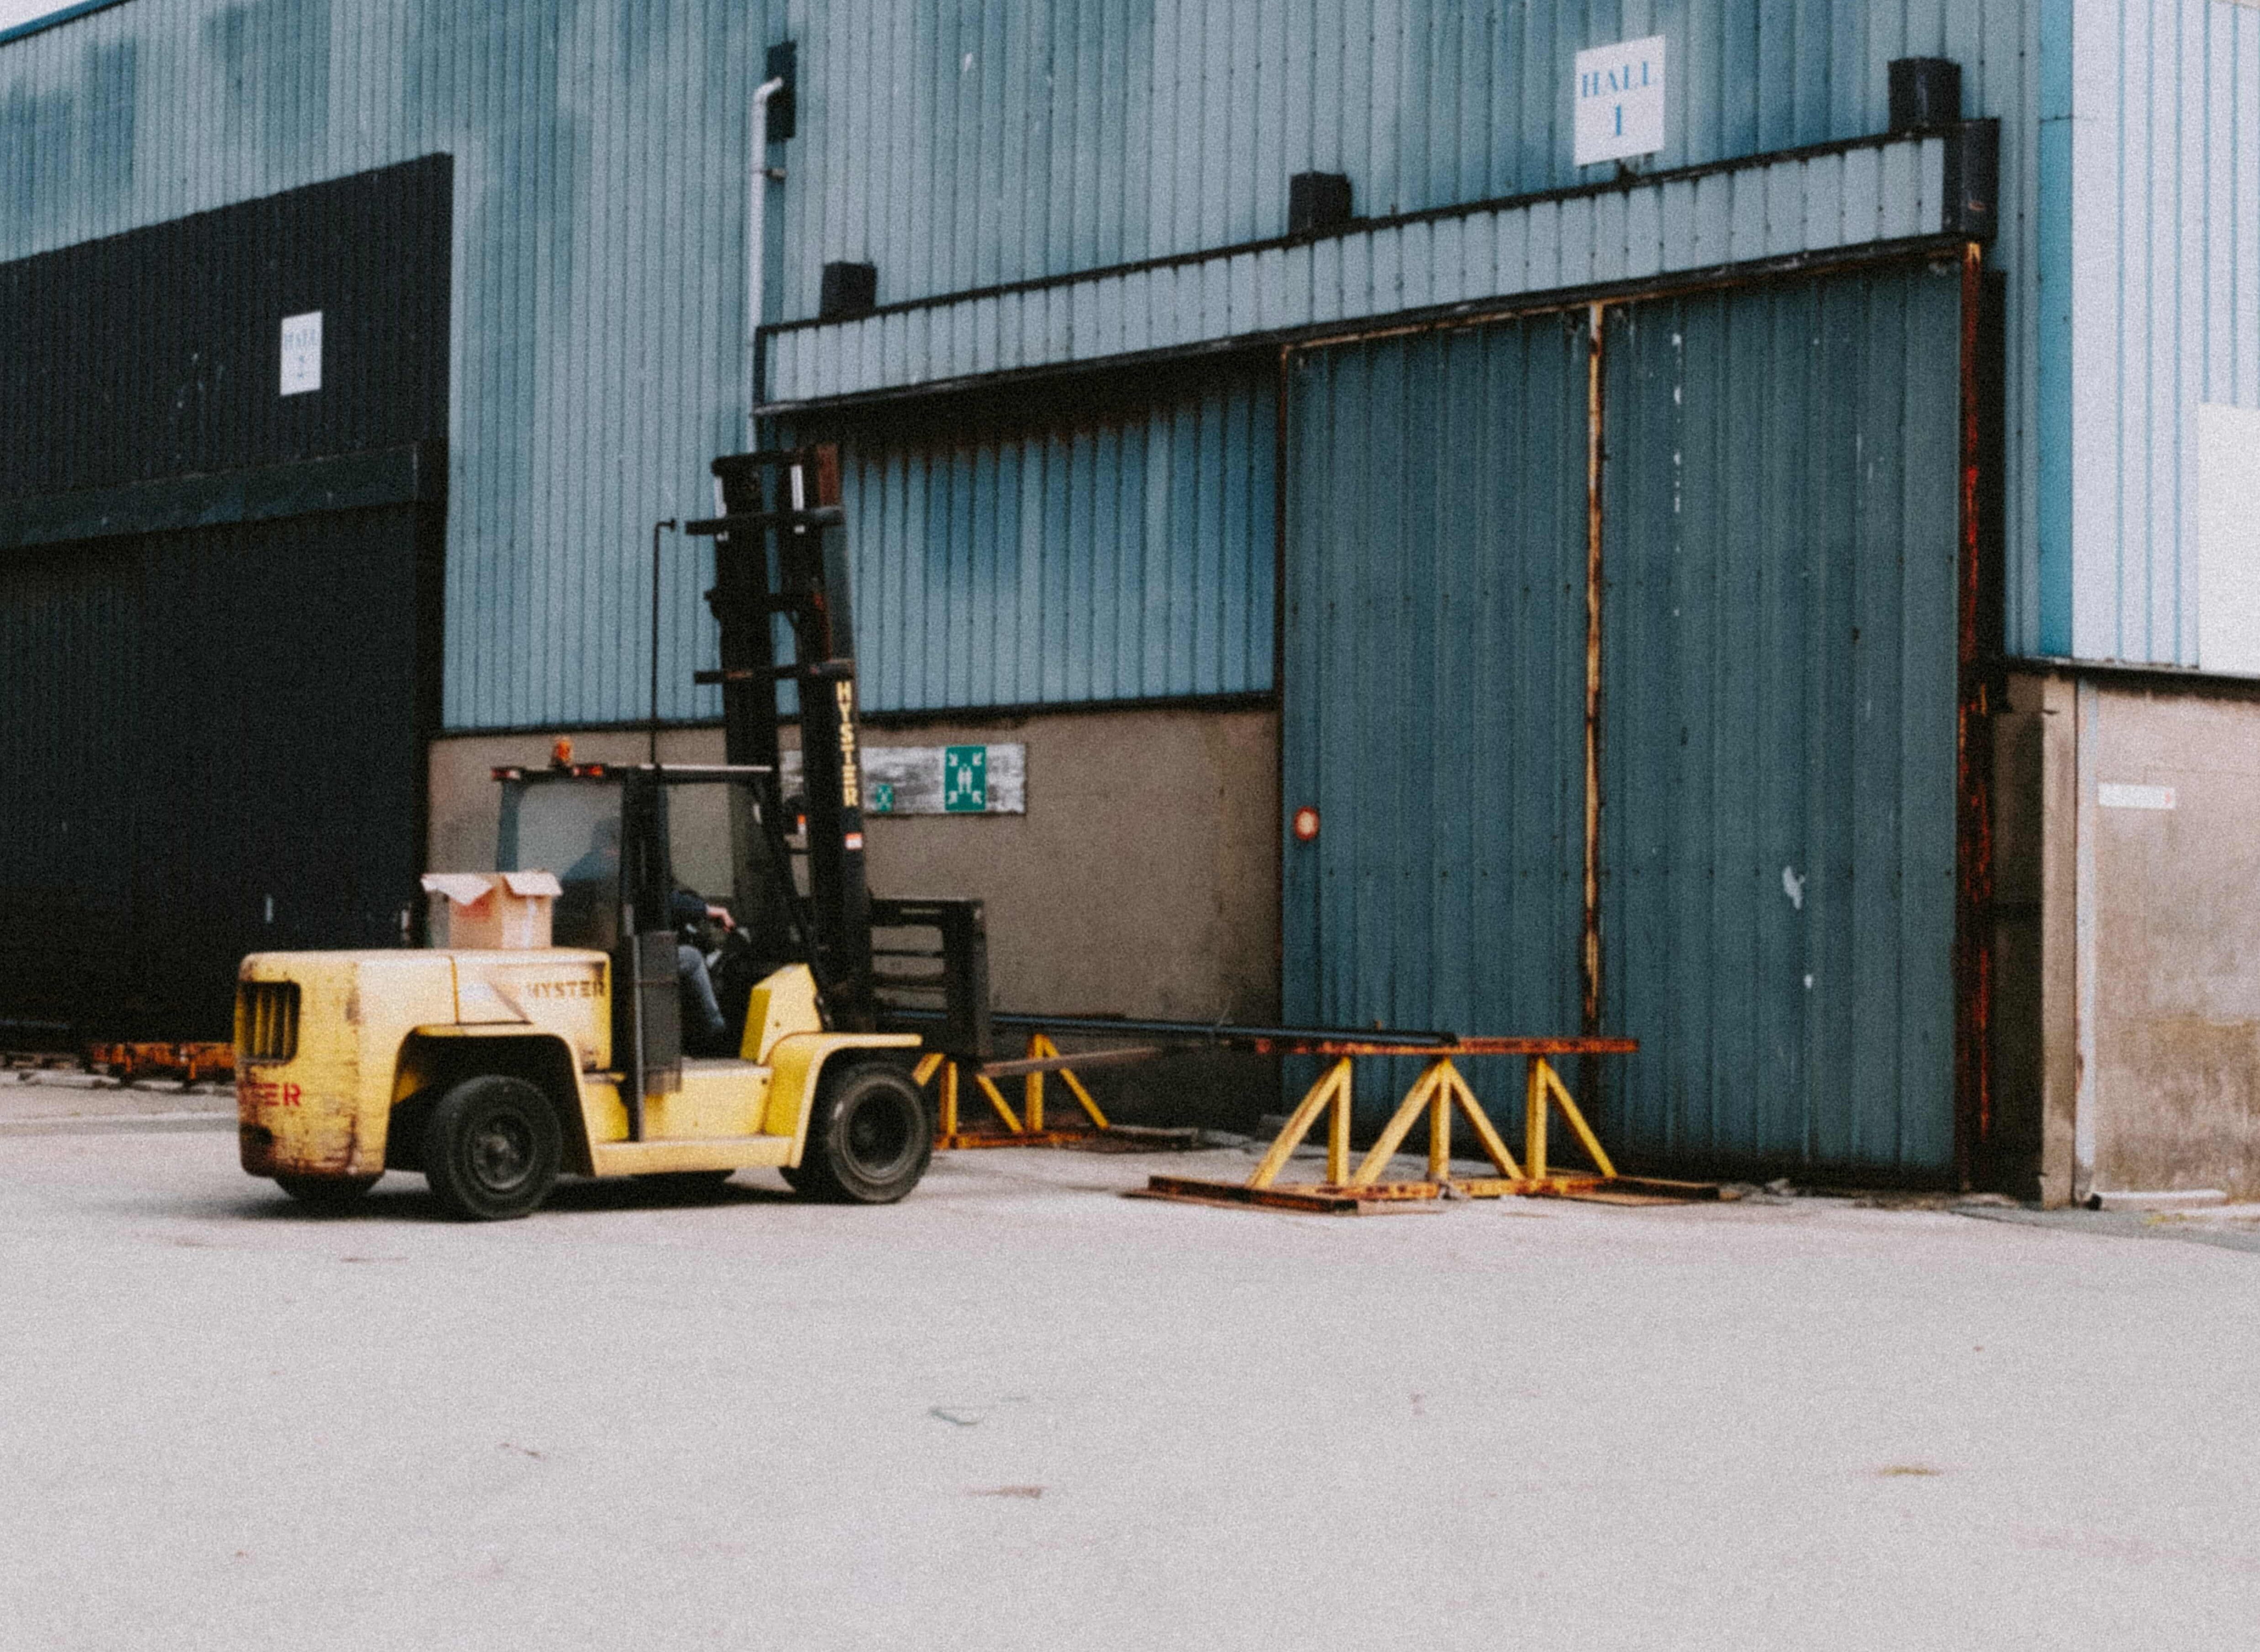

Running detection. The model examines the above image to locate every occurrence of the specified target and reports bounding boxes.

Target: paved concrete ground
[3,1088,2256,1651]
[0,1067,234,1135]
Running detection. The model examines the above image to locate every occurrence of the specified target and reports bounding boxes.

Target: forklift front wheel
[792,1062,932,1204]
[421,1075,562,1222]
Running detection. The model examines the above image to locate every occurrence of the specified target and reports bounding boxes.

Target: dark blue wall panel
[1282,315,1589,1113]
[1601,260,1962,1180]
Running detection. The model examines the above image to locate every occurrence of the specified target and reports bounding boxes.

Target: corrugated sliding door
[1599,260,1962,1180]
[0,506,431,1040]
[0,158,447,1042]
[1282,316,1590,1113]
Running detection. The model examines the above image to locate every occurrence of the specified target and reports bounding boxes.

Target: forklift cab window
[663,777,773,929]
[496,778,626,952]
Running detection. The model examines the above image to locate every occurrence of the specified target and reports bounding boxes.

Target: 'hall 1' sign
[1574,35,1666,167]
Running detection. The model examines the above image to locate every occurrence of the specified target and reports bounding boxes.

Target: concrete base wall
[1986,673,2081,1203]
[428,704,1284,1128]
[1991,666,2260,1203]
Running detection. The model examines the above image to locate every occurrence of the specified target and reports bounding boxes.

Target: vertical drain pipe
[1581,302,1608,1110]
[744,70,788,450]
[1953,238,1994,1190]
[2072,677,2099,1204]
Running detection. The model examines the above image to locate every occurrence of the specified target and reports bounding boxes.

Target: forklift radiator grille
[238,982,300,1062]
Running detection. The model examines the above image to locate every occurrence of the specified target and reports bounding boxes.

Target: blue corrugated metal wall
[841,373,1275,713]
[5,0,2053,732]
[767,131,1957,404]
[1283,257,1962,1178]
[1601,260,1962,1178]
[1282,315,1589,1113]
[2056,0,2260,666]
[3,0,782,732]
[783,0,2044,653]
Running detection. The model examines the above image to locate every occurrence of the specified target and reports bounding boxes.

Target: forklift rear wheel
[275,1173,380,1210]
[421,1075,561,1222]
[792,1062,931,1204]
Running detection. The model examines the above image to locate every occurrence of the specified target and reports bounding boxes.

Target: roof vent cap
[1288,172,1354,238]
[819,261,878,321]
[1887,58,1961,133]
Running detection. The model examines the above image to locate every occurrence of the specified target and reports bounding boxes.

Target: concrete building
[4,0,2257,1200]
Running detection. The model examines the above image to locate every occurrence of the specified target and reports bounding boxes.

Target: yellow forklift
[234,448,991,1219]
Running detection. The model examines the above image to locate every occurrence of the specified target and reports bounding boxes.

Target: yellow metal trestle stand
[1140,1034,1725,1214]
[917,1032,1144,1149]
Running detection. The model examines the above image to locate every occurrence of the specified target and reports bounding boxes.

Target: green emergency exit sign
[942,745,988,812]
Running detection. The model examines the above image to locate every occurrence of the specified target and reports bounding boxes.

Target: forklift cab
[495,760,794,1100]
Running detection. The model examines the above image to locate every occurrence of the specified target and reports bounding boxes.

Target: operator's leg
[677,944,730,1056]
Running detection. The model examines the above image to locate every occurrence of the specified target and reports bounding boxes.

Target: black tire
[420,1075,562,1222]
[633,1169,736,1194]
[275,1173,380,1210]
[791,1060,932,1204]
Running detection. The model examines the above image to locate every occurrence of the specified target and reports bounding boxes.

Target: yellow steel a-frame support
[1145,1048,1709,1214]
[1019,1032,1110,1134]
[1243,1053,1611,1200]
[916,1033,1114,1149]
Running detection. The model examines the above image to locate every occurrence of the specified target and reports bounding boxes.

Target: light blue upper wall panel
[778,0,2046,653]
[841,372,1277,713]
[784,0,2022,304]
[2064,0,2260,667]
[766,132,1956,403]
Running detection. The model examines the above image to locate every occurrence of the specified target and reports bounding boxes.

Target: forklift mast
[688,445,990,1065]
[690,446,875,1027]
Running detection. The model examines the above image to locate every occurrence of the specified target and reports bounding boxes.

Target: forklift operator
[672,887,736,1055]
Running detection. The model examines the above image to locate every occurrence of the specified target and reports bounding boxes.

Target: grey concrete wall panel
[1984,669,2260,1204]
[1281,317,1590,1117]
[2057,0,2260,666]
[3,0,2048,729]
[838,372,1276,712]
[1602,260,1963,1180]
[426,705,1285,1038]
[762,132,1953,406]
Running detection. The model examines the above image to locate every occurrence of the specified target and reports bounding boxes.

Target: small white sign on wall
[1574,36,1666,168]
[2099,782,2177,812]
[280,311,323,396]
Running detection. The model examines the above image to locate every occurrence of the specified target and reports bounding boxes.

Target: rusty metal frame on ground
[86,1042,236,1084]
[915,1032,1130,1149]
[1139,1035,1728,1215]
